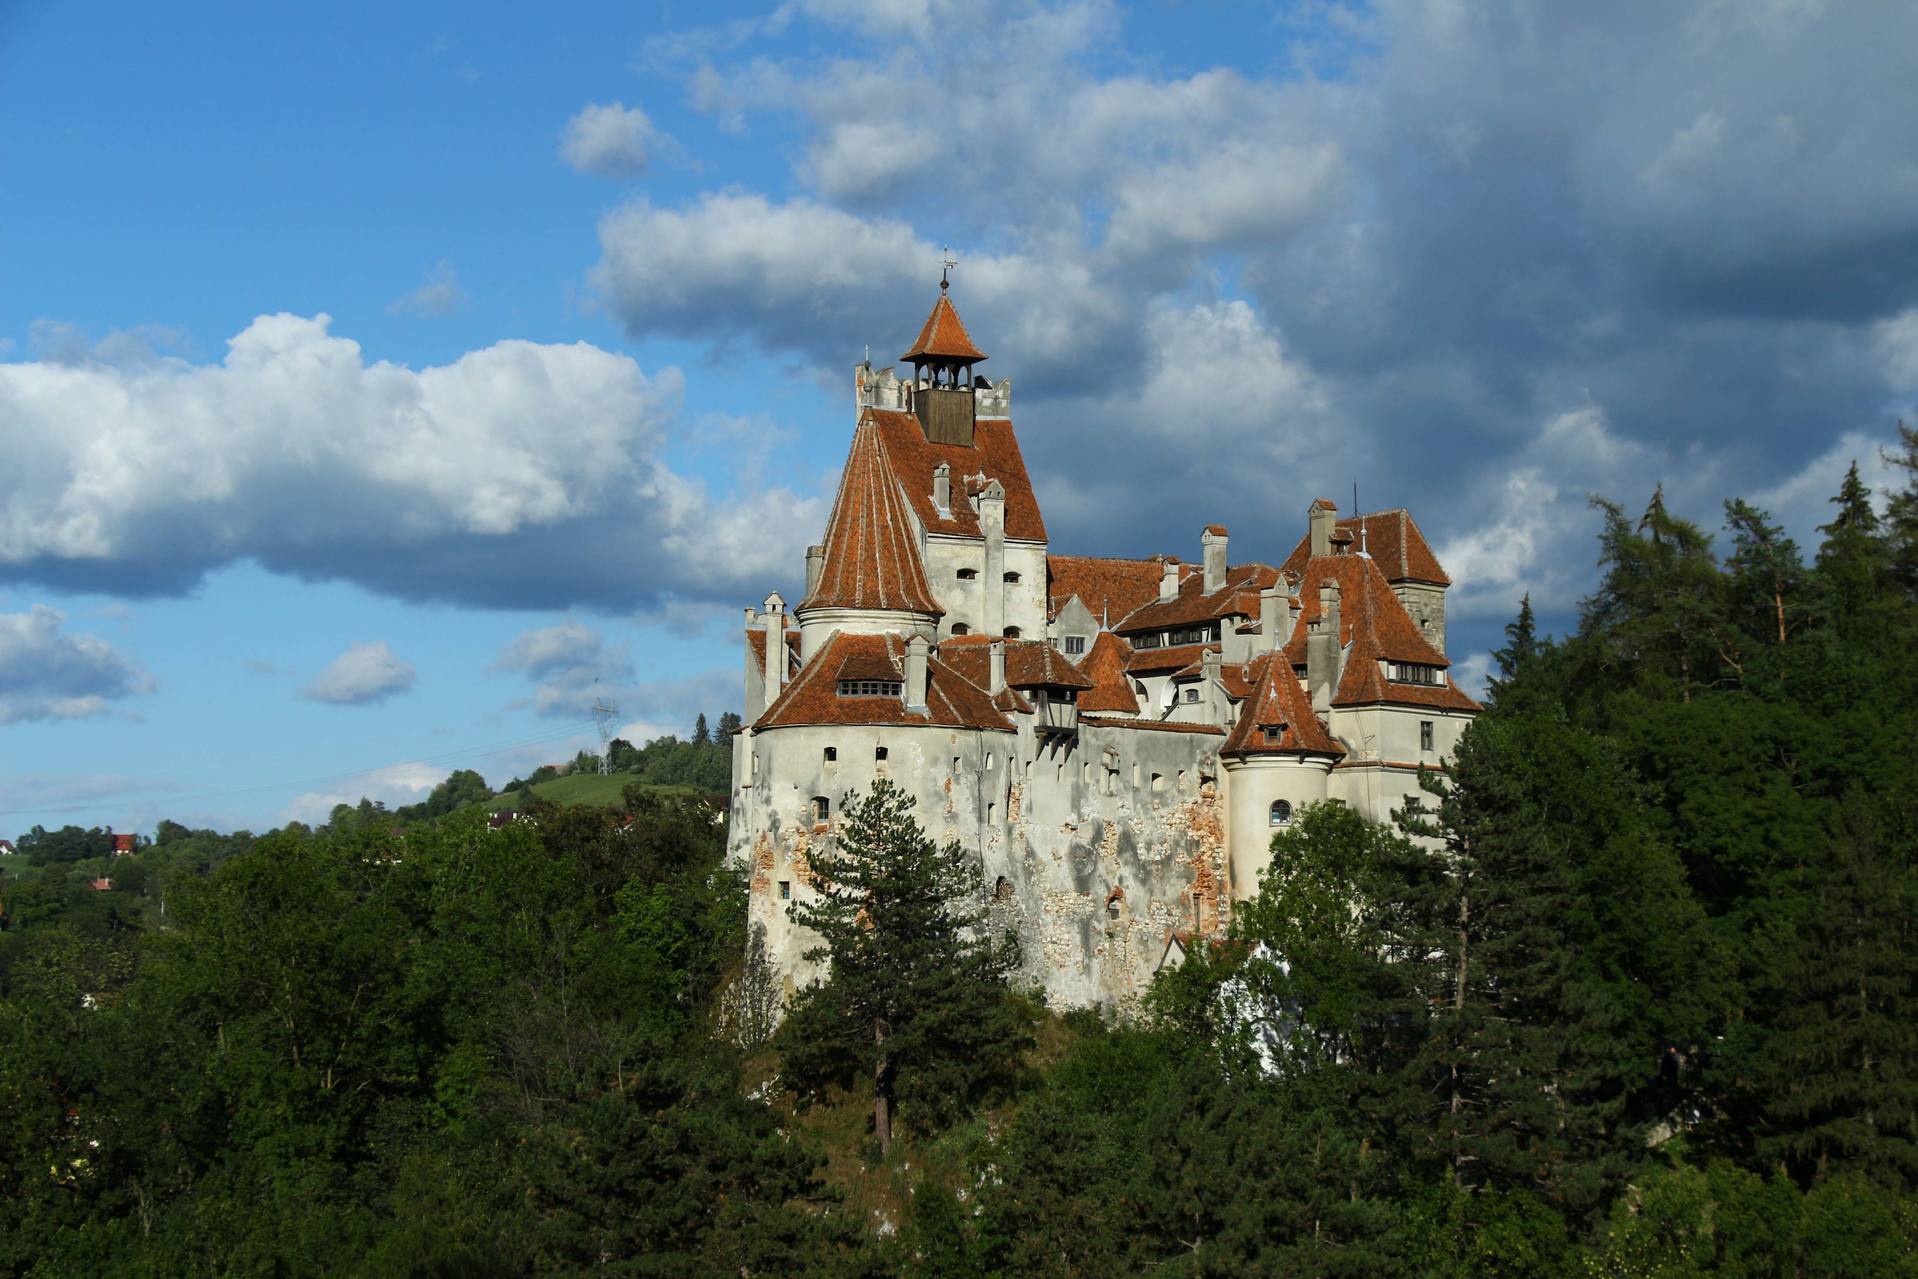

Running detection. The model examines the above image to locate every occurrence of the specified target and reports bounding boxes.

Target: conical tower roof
[1222,654,1344,758]
[800,412,943,616]
[901,292,987,363]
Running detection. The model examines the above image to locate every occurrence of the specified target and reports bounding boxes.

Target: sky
[3,0,1916,836]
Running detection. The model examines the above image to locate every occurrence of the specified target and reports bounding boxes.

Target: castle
[728,286,1479,1008]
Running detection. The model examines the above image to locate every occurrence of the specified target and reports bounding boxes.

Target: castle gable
[868,410,1046,543]
[1282,553,1480,712]
[754,630,1013,732]
[1279,507,1451,587]
[1222,651,1346,758]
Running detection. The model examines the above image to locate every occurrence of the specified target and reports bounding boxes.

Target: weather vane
[940,245,957,291]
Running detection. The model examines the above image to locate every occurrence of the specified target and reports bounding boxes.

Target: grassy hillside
[484,772,707,814]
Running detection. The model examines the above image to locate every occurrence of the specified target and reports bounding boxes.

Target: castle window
[811,796,830,822]
[957,568,978,580]
[1420,720,1435,752]
[823,746,837,762]
[1150,772,1165,795]
[1133,681,1147,698]
[838,679,903,697]
[1183,687,1199,703]
[1063,635,1086,655]
[952,624,970,636]
[1003,571,1021,584]
[1005,626,1023,639]
[993,875,1013,903]
[779,880,791,900]
[875,746,889,762]
[1269,799,1293,827]
[1136,633,1162,649]
[1387,662,1442,686]
[1262,725,1284,745]
[987,801,996,824]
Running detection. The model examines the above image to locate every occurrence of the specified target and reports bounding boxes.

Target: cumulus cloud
[281,760,445,825]
[493,620,631,717]
[0,313,820,608]
[388,260,467,317]
[0,605,153,724]
[560,102,661,177]
[303,641,417,706]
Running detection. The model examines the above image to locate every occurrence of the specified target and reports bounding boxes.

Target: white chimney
[763,592,786,696]
[989,639,1007,694]
[1160,559,1180,601]
[1258,585,1292,653]
[1307,581,1341,714]
[904,635,930,712]
[1309,501,1337,557]
[932,462,951,513]
[1202,526,1227,594]
[805,545,824,598]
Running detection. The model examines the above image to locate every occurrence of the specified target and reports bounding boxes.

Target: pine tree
[776,780,1028,1152]
[1814,462,1892,641]
[1885,421,1918,599]
[1580,491,1731,701]
[715,711,744,744]
[1724,499,1808,653]
[1486,594,1551,712]
[692,712,711,746]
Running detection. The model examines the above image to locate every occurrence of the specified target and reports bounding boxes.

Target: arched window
[952,623,970,636]
[1003,571,1022,583]
[1269,799,1293,827]
[1004,626,1022,639]
[811,795,831,822]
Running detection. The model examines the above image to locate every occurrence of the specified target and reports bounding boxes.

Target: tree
[1814,462,1891,639]
[1724,499,1809,652]
[716,711,744,744]
[776,780,1028,1153]
[1885,421,1918,598]
[692,713,711,746]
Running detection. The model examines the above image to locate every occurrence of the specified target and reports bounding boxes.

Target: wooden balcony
[1033,688,1079,737]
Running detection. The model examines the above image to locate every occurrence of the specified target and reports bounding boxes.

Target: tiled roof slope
[902,293,987,362]
[1115,562,1283,634]
[1123,641,1215,675]
[1281,553,1481,712]
[801,415,943,616]
[1076,632,1141,713]
[754,631,1013,732]
[868,410,1047,542]
[1221,654,1346,758]
[939,635,1096,689]
[745,628,802,680]
[1047,555,1174,622]
[1279,508,1451,586]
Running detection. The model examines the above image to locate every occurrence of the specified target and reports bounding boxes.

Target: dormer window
[1387,662,1442,686]
[1063,635,1086,655]
[838,679,903,697]
[1262,724,1284,744]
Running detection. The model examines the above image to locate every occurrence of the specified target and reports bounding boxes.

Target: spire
[800,413,943,617]
[1221,656,1344,758]
[902,292,987,364]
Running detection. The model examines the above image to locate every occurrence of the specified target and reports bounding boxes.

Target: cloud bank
[0,605,153,724]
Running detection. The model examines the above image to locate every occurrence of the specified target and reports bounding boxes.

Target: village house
[728,284,1479,1009]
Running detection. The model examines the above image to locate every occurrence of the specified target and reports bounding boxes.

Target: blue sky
[4,0,1916,835]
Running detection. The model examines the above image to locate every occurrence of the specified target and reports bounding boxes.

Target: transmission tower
[591,700,619,776]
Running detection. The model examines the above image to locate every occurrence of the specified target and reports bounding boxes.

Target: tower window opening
[1420,720,1435,752]
[1269,799,1293,827]
[875,746,889,761]
[1003,571,1021,584]
[823,746,837,762]
[778,880,791,900]
[811,796,831,822]
[957,568,978,580]
[952,623,971,636]
[1005,626,1023,639]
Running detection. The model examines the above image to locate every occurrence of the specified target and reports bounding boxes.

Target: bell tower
[902,264,987,446]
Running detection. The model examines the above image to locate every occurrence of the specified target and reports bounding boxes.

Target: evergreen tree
[692,712,711,746]
[1486,594,1552,712]
[716,710,744,744]
[1578,491,1731,702]
[1724,499,1808,653]
[1885,421,1918,598]
[1814,462,1892,639]
[776,780,1028,1152]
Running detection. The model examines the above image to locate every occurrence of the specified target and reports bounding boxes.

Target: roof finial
[939,245,957,292]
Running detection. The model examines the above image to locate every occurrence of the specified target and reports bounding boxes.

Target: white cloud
[560,102,661,177]
[0,605,153,724]
[0,313,818,608]
[493,621,630,717]
[388,260,467,317]
[303,641,416,706]
[1873,308,1918,391]
[280,760,445,825]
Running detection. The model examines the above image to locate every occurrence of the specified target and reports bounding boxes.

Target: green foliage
[777,780,1030,1150]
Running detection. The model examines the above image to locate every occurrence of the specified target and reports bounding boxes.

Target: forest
[0,426,1914,1276]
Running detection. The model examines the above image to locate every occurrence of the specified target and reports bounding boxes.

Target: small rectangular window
[778,880,791,900]
[1420,720,1435,751]
[823,746,837,762]
[957,568,978,580]
[1183,687,1199,703]
[874,746,888,761]
[1063,635,1087,655]
[838,679,903,697]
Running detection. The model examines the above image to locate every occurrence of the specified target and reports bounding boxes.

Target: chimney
[1202,525,1228,594]
[1307,581,1341,714]
[1309,500,1337,557]
[932,462,951,513]
[980,479,1006,637]
[1259,584,1292,652]
[989,639,1007,694]
[904,635,930,712]
[1160,559,1180,601]
[1200,647,1223,720]
[805,545,824,598]
[763,592,786,697]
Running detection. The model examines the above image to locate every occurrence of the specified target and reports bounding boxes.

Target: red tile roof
[1221,654,1345,758]
[939,635,1096,689]
[1281,553,1481,712]
[1123,641,1215,675]
[800,415,943,616]
[1076,632,1141,713]
[1279,508,1451,586]
[1080,716,1224,736]
[1047,555,1174,622]
[869,409,1047,543]
[901,292,987,363]
[754,631,1014,732]
[1114,562,1282,634]
[745,628,802,680]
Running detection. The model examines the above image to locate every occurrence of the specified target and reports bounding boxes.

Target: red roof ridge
[1221,650,1345,758]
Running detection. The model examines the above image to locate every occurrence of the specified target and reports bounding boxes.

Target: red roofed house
[730,283,1478,1010]
[111,833,137,857]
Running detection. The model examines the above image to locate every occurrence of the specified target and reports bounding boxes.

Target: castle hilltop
[729,285,1480,1008]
